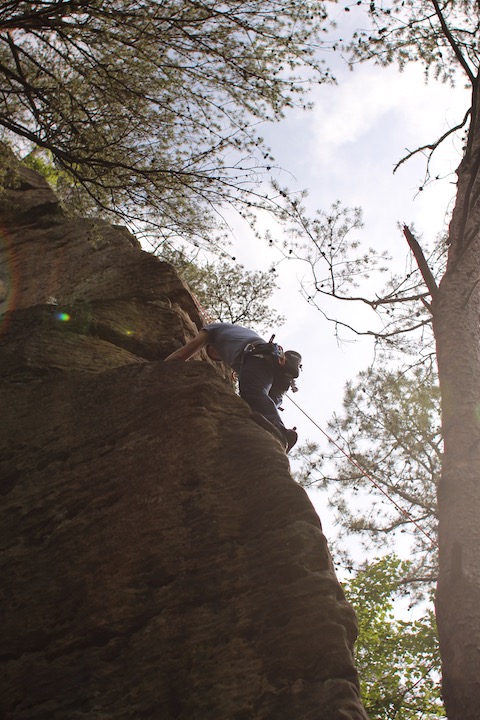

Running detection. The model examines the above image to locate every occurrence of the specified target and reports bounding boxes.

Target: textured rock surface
[0,152,369,719]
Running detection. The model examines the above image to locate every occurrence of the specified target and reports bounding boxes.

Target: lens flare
[56,312,71,322]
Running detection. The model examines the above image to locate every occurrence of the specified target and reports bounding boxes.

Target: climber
[164,322,301,452]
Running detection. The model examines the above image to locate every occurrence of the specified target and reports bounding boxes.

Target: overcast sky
[224,54,470,545]
[231,59,468,419]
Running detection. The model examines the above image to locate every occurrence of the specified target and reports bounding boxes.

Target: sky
[233,59,468,413]
[220,55,470,549]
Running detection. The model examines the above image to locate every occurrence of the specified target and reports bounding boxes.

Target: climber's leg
[238,355,287,434]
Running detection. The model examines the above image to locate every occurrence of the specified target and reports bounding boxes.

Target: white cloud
[309,63,466,163]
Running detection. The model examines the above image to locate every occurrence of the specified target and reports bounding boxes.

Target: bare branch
[394,108,471,174]
[402,225,439,301]
[429,0,477,83]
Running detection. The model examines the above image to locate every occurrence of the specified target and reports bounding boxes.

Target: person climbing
[164,322,301,452]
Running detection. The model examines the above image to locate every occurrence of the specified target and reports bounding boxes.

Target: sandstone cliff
[0,151,369,719]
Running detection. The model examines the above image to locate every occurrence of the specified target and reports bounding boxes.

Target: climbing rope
[285,393,439,549]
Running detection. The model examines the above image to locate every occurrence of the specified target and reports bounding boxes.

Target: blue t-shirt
[203,323,266,372]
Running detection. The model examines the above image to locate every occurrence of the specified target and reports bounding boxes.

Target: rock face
[0,151,369,719]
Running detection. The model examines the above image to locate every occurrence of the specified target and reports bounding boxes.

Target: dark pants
[238,355,286,434]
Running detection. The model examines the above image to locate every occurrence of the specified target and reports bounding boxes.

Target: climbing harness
[243,336,302,396]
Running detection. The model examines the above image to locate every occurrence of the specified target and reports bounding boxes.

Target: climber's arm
[164,329,209,362]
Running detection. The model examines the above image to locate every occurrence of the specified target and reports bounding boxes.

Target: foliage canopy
[346,0,479,84]
[0,0,332,242]
[345,556,444,719]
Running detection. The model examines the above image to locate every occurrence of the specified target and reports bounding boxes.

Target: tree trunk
[433,76,480,719]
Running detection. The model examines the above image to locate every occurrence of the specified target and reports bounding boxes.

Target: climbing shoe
[251,413,297,453]
[284,428,298,453]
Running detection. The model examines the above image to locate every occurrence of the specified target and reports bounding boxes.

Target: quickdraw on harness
[243,334,286,365]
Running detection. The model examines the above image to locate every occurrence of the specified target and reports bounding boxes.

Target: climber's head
[284,350,302,377]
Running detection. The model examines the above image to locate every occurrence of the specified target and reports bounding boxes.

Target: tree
[295,364,441,599]
[345,555,444,720]
[281,0,480,714]
[0,0,332,243]
[157,245,285,333]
